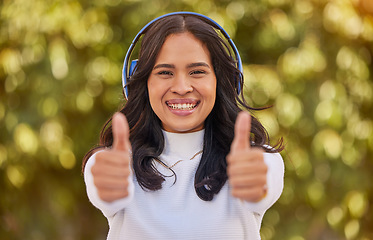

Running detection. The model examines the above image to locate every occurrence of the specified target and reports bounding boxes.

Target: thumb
[231,111,252,151]
[112,112,131,152]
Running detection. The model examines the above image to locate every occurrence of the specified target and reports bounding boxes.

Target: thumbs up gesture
[227,111,268,202]
[91,112,132,202]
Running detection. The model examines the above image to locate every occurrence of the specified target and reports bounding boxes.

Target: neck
[162,129,205,158]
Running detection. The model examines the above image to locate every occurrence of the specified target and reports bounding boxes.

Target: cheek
[147,79,165,111]
[204,80,217,102]
[147,79,158,95]
[147,81,156,108]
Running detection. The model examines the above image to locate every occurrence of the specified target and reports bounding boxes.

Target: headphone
[122,11,243,99]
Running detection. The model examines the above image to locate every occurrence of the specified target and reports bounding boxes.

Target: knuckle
[229,178,234,185]
[226,165,233,176]
[231,189,239,198]
[122,178,129,188]
[93,179,99,188]
[98,191,109,202]
[91,166,98,174]
[120,159,130,167]
[252,150,264,159]
[252,147,264,154]
[95,152,103,160]
[226,153,233,163]
[229,177,238,186]
[95,151,107,161]
[257,174,266,182]
[255,187,263,196]
[251,196,261,202]
[261,177,267,185]
[120,189,129,198]
[92,166,100,174]
[93,178,105,188]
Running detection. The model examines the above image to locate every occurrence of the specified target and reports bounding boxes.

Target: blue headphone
[122,11,243,99]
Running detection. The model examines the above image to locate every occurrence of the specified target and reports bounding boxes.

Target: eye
[157,70,173,76]
[190,70,206,76]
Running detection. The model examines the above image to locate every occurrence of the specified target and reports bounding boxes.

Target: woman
[83,12,284,240]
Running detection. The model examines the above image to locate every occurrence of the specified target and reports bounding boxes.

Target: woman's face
[147,32,217,133]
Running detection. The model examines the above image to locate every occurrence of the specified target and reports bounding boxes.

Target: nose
[170,74,193,95]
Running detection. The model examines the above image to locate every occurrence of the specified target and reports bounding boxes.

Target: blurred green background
[1,0,372,239]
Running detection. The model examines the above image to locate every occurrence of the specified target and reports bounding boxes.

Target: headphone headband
[122,11,243,99]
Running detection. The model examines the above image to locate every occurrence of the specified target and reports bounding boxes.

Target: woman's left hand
[226,111,268,202]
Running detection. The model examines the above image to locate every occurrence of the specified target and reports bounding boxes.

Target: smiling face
[147,32,217,133]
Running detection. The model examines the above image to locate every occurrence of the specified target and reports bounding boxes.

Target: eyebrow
[153,62,210,70]
[187,62,210,69]
[153,64,175,70]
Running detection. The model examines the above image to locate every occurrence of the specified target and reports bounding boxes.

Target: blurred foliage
[1,0,372,239]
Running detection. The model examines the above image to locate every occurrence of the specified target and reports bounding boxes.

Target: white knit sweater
[84,129,284,240]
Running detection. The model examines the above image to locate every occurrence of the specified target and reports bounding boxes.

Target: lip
[165,99,200,116]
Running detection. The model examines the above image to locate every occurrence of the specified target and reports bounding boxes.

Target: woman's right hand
[91,113,132,202]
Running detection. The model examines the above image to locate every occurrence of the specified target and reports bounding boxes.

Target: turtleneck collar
[161,129,205,163]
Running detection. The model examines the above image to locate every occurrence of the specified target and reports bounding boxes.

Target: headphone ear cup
[129,59,138,78]
[237,76,242,95]
[123,59,138,99]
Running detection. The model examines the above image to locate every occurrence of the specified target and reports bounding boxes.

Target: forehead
[155,32,212,64]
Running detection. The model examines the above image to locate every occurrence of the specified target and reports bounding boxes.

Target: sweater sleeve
[84,151,134,218]
[244,152,284,214]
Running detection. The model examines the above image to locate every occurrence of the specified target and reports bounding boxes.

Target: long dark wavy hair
[83,14,283,201]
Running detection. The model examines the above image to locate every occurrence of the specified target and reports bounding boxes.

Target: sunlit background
[1,0,372,239]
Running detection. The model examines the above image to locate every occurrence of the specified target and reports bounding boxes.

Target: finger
[112,112,131,152]
[227,161,268,176]
[231,111,252,152]
[92,162,129,177]
[94,175,129,189]
[229,174,267,188]
[98,188,129,203]
[226,148,264,164]
[95,151,130,168]
[231,186,267,202]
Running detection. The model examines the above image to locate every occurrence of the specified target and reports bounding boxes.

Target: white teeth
[168,103,197,110]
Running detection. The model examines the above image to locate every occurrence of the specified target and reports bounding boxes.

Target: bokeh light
[1,0,372,239]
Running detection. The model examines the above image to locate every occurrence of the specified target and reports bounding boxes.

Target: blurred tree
[0,0,372,239]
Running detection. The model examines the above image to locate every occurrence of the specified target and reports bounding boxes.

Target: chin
[164,123,204,134]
